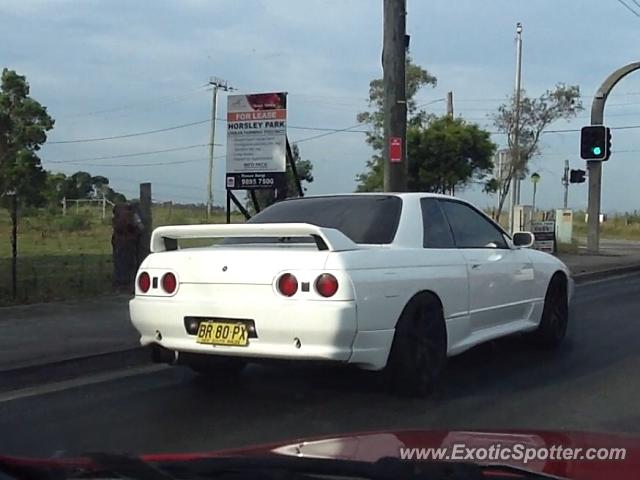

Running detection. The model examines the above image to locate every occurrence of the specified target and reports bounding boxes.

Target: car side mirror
[513,231,535,248]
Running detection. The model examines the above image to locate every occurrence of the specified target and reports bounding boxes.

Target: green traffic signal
[581,126,609,160]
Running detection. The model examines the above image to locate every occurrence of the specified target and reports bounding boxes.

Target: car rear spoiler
[150,223,359,253]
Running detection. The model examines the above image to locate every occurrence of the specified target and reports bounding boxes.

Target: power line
[48,119,370,145]
[289,125,368,133]
[107,176,227,194]
[53,155,225,168]
[59,85,209,120]
[416,98,446,108]
[46,144,209,164]
[287,102,446,145]
[292,122,368,144]
[48,120,210,144]
[616,0,640,16]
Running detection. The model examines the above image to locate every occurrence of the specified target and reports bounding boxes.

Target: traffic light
[580,125,611,160]
[570,169,586,184]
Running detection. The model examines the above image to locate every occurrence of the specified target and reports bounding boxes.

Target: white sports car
[129,193,573,396]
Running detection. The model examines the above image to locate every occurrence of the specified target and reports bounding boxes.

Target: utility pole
[383,0,407,192]
[510,22,524,234]
[562,159,569,209]
[207,77,232,219]
[446,91,454,117]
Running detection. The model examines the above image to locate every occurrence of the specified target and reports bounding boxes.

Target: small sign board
[531,220,556,253]
[389,137,402,163]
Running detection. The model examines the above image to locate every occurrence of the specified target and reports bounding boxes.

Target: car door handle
[471,264,481,270]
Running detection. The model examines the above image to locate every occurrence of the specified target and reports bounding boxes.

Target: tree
[0,69,54,298]
[57,171,126,203]
[247,143,313,211]
[490,84,583,221]
[356,58,437,191]
[406,116,497,195]
[61,171,94,199]
[43,171,67,207]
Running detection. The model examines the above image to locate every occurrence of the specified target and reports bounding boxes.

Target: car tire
[384,293,448,397]
[181,353,246,377]
[530,274,568,349]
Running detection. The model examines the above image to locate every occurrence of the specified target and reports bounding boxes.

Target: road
[1,273,640,457]
[576,236,640,253]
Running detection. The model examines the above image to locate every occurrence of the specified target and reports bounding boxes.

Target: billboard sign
[226,92,287,190]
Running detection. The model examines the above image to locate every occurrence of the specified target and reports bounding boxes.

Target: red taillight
[138,272,151,293]
[315,273,338,298]
[162,272,177,294]
[277,273,298,297]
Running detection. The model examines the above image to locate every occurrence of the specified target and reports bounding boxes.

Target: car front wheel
[530,274,569,348]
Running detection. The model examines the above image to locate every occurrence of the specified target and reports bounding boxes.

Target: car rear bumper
[129,292,360,364]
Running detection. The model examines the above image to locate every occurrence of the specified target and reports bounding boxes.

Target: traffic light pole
[587,62,640,253]
[562,159,569,210]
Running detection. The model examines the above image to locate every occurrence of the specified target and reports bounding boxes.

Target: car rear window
[223,195,402,245]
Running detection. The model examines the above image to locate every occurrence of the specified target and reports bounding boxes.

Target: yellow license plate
[196,321,248,346]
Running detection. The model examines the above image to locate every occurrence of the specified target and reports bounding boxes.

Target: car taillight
[315,273,338,298]
[162,272,177,294]
[277,273,298,297]
[138,272,151,293]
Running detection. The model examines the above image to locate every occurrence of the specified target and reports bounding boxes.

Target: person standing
[112,203,144,292]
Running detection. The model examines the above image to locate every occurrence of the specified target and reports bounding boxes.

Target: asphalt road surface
[2,273,640,457]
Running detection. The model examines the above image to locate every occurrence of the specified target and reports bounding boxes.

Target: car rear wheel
[384,293,448,397]
[180,353,246,377]
[530,274,568,349]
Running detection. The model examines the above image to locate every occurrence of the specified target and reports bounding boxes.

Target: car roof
[284,192,459,201]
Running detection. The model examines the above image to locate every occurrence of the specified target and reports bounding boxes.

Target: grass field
[0,205,241,306]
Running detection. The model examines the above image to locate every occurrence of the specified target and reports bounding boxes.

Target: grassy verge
[0,205,243,306]
[556,240,580,254]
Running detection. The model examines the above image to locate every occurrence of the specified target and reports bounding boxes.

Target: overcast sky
[3,0,640,212]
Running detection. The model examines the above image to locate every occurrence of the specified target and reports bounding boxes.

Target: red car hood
[2,430,639,480]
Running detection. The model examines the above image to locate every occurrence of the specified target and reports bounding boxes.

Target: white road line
[0,364,168,404]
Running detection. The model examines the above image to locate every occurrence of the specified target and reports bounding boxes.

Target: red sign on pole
[389,137,402,163]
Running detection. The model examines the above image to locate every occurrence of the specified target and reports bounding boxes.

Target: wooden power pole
[446,91,454,117]
[383,0,407,192]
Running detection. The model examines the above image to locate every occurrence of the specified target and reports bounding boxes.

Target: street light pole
[586,62,640,253]
[510,22,523,234]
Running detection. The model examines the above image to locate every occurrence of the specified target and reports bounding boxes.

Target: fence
[62,197,115,220]
[0,254,113,306]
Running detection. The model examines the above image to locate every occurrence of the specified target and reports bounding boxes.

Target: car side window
[420,198,455,248]
[439,200,508,249]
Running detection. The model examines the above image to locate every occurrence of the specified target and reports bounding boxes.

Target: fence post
[62,197,67,216]
[139,183,152,263]
[102,195,107,220]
